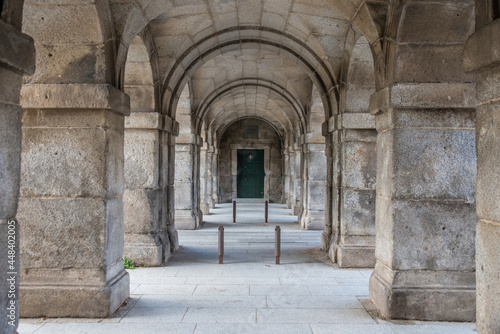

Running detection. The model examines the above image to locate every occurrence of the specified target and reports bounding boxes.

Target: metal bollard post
[233,200,236,223]
[265,200,268,223]
[218,225,224,264]
[275,226,281,265]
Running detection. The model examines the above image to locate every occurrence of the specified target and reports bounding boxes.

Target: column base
[337,245,375,268]
[369,262,475,321]
[20,269,130,318]
[300,211,324,230]
[124,234,164,266]
[175,210,203,230]
[292,204,301,217]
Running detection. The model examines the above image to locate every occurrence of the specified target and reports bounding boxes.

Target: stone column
[300,134,327,230]
[283,148,290,205]
[337,114,377,268]
[0,19,35,334]
[166,130,180,252]
[18,84,131,317]
[200,143,209,215]
[174,134,203,229]
[321,118,340,260]
[123,112,178,266]
[292,147,302,216]
[369,83,477,321]
[463,18,500,334]
[286,146,295,209]
[212,149,220,205]
[206,147,215,208]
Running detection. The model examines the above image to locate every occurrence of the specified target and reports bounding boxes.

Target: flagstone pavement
[18,203,477,334]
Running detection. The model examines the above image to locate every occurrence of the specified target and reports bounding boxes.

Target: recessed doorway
[237,149,265,198]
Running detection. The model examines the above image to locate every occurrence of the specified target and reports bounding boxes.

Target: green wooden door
[237,149,264,198]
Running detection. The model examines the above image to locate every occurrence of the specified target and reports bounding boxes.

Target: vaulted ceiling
[118,0,383,141]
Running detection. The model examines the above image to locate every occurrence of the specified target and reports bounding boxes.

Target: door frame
[230,143,271,200]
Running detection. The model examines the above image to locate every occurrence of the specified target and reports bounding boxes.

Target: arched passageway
[1,0,498,333]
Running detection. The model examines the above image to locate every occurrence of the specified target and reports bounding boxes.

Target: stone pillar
[322,118,340,260]
[200,143,210,215]
[206,147,215,208]
[463,18,500,334]
[369,83,477,321]
[337,114,377,268]
[283,148,290,205]
[166,130,180,252]
[292,147,301,216]
[18,84,131,317]
[0,19,35,334]
[123,112,178,266]
[212,149,220,205]
[286,146,295,209]
[300,134,327,230]
[174,134,203,229]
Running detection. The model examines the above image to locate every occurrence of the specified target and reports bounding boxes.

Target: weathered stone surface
[476,219,500,334]
[124,188,160,234]
[125,129,159,189]
[476,103,500,223]
[342,142,376,189]
[124,234,163,266]
[340,113,375,129]
[341,189,375,236]
[21,84,130,116]
[20,270,129,318]
[0,103,22,219]
[395,44,474,83]
[398,2,474,44]
[463,18,500,73]
[21,114,124,198]
[18,198,106,268]
[376,127,476,201]
[370,262,475,321]
[370,84,477,116]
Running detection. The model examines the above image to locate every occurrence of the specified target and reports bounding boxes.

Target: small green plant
[123,257,135,269]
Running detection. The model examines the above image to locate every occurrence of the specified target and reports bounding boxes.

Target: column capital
[21,84,131,116]
[369,83,476,116]
[176,133,203,145]
[125,112,179,135]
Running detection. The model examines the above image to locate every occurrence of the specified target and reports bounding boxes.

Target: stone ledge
[124,112,179,134]
[0,20,35,75]
[370,83,477,115]
[176,133,203,145]
[464,19,500,73]
[340,113,375,129]
[21,84,131,116]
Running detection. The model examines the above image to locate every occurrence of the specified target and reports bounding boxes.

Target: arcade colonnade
[0,0,498,333]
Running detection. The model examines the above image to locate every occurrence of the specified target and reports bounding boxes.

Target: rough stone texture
[18,87,130,317]
[6,0,499,328]
[336,132,376,268]
[465,19,500,334]
[370,105,477,321]
[0,19,35,334]
[300,142,326,230]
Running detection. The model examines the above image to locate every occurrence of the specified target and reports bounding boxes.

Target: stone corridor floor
[19,203,477,333]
